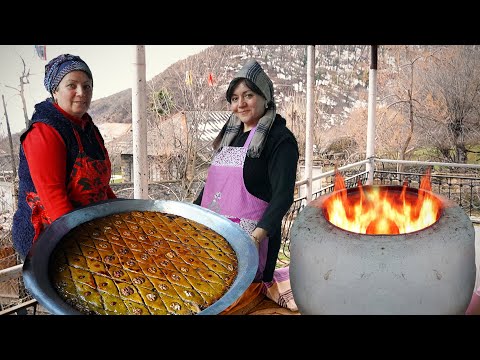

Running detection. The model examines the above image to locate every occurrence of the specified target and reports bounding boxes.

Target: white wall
[0,182,15,213]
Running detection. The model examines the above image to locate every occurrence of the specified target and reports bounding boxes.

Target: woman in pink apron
[13,54,117,260]
[194,59,299,314]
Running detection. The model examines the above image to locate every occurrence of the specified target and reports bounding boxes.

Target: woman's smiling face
[53,71,93,118]
[230,79,267,132]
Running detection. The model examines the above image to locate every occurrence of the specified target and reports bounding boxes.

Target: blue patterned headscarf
[44,54,93,95]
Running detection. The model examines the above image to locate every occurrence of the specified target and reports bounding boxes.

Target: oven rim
[318,184,445,236]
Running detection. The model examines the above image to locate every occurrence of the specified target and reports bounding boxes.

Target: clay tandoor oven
[290,185,476,315]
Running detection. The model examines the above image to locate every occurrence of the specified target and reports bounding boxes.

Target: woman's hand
[251,234,260,248]
[251,227,268,248]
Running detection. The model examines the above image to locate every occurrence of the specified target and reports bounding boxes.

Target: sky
[0,45,211,135]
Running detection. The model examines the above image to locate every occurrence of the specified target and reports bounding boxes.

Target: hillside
[88,45,370,131]
[89,88,132,124]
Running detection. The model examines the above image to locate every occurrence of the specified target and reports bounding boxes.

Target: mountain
[88,45,370,131]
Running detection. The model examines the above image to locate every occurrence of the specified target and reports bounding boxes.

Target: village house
[111,110,230,183]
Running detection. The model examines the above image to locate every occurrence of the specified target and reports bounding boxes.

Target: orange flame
[324,167,442,235]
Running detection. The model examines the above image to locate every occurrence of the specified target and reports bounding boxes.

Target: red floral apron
[27,127,112,242]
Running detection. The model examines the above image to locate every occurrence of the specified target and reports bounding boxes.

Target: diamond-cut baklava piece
[124,300,151,315]
[65,252,88,269]
[171,283,206,310]
[79,244,102,261]
[161,294,192,315]
[93,274,120,297]
[69,266,96,288]
[85,257,108,276]
[136,286,168,314]
[74,282,103,308]
[100,292,128,314]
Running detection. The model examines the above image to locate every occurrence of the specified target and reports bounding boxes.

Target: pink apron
[201,127,268,282]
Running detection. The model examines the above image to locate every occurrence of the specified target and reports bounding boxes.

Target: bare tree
[1,95,17,181]
[4,56,31,130]
[375,45,438,173]
[416,46,480,163]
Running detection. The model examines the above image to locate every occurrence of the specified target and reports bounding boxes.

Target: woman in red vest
[12,54,117,260]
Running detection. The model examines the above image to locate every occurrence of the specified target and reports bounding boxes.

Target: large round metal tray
[22,199,258,315]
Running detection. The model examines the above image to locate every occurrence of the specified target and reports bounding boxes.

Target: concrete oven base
[289,188,476,315]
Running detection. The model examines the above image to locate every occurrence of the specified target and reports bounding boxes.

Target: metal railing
[0,263,38,315]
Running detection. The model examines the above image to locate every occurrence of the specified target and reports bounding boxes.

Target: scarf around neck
[216,108,276,158]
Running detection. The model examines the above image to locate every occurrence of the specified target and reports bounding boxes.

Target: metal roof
[184,111,230,143]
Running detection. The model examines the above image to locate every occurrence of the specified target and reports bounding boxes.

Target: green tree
[150,88,173,116]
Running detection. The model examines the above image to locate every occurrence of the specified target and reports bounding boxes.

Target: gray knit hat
[226,59,274,105]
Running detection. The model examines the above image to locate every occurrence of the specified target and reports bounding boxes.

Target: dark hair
[226,78,267,104]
